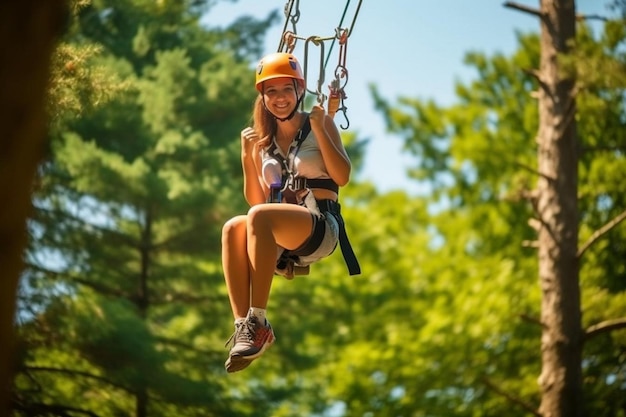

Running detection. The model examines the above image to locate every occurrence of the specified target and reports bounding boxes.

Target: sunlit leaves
[332,19,626,417]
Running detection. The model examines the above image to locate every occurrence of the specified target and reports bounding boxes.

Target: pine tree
[15,0,276,415]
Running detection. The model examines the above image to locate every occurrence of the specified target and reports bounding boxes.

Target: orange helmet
[255,52,305,92]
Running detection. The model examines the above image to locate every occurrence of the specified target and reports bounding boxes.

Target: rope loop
[282,31,297,53]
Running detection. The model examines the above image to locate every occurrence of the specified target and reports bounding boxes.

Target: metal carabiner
[335,29,349,81]
[303,36,326,107]
[284,0,301,26]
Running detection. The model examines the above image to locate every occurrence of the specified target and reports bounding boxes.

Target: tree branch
[521,67,541,81]
[584,318,626,342]
[581,145,626,153]
[519,313,546,328]
[503,2,543,19]
[73,277,132,299]
[504,2,606,22]
[576,13,608,22]
[33,204,138,248]
[151,291,220,305]
[577,209,626,258]
[521,68,551,95]
[481,377,541,416]
[12,401,101,417]
[513,161,555,181]
[24,366,133,393]
[26,262,133,300]
[154,336,223,360]
[522,240,539,249]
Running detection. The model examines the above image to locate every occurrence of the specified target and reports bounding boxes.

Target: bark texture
[0,1,68,413]
[536,0,582,416]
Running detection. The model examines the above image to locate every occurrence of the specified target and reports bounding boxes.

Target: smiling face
[261,77,301,119]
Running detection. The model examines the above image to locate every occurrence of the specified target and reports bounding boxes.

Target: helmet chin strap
[262,80,304,122]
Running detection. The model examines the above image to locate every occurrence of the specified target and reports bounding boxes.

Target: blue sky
[205,0,611,194]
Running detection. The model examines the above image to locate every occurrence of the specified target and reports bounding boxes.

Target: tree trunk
[536,0,582,416]
[0,1,67,414]
[136,208,152,417]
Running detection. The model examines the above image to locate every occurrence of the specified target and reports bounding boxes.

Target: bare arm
[309,105,351,186]
[240,127,268,206]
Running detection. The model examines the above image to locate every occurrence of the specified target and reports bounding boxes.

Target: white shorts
[276,212,339,267]
[296,212,339,266]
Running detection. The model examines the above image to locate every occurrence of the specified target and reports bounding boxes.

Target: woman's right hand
[241,127,260,144]
[241,127,263,156]
[240,127,267,204]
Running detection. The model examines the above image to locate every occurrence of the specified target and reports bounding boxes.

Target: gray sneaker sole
[225,355,254,373]
[225,335,274,373]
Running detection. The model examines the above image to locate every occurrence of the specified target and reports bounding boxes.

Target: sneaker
[224,316,275,373]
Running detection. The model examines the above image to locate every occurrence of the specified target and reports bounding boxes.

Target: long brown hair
[252,95,276,149]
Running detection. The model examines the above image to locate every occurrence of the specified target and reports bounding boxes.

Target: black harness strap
[301,178,339,193]
[289,214,326,257]
[317,199,361,276]
[266,116,360,276]
[266,115,312,190]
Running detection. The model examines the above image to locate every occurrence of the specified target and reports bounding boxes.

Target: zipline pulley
[278,0,301,53]
[276,0,362,130]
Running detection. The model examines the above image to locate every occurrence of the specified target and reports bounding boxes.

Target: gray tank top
[260,129,330,187]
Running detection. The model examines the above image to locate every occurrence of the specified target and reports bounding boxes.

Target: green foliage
[18,0,273,416]
[18,2,626,417]
[365,19,626,417]
[48,43,130,126]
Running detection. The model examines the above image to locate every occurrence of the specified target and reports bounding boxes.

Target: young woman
[222,52,353,373]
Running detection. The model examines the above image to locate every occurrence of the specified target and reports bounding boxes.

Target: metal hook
[334,65,349,90]
[339,106,350,130]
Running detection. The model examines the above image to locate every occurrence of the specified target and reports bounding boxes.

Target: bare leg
[246,204,313,309]
[222,215,251,320]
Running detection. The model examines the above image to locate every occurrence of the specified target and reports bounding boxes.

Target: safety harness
[265,115,360,276]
